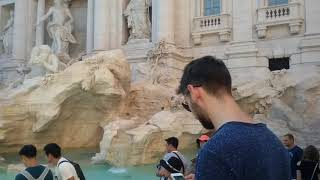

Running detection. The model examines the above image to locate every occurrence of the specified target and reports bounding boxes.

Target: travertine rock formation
[0,50,130,152]
[93,64,320,166]
[1,48,319,167]
[94,111,202,166]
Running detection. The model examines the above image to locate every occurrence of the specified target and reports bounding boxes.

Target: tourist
[15,144,54,180]
[157,137,190,177]
[157,156,184,180]
[196,135,209,151]
[43,143,80,180]
[190,135,210,173]
[283,133,303,180]
[177,56,290,180]
[296,145,320,180]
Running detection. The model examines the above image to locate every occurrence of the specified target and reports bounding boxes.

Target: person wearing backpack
[297,145,320,180]
[15,144,54,180]
[156,137,190,179]
[43,143,85,180]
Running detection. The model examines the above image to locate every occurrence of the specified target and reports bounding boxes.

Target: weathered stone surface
[91,119,137,164]
[1,47,320,166]
[95,111,202,166]
[91,64,320,166]
[0,50,130,152]
[234,65,320,148]
[120,83,178,123]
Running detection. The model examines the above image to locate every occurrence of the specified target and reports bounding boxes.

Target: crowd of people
[15,143,83,180]
[155,133,319,180]
[14,56,320,180]
[155,56,320,180]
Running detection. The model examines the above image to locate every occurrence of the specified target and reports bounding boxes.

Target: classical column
[93,0,109,51]
[86,0,94,53]
[152,0,175,44]
[13,0,29,60]
[232,0,254,42]
[298,0,320,64]
[107,0,123,49]
[194,0,201,17]
[174,0,191,47]
[225,0,261,68]
[304,0,320,35]
[35,0,45,46]
[221,0,228,14]
[0,6,2,26]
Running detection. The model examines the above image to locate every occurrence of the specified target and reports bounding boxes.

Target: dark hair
[284,133,295,142]
[165,137,179,149]
[302,145,319,162]
[19,145,37,158]
[43,143,61,158]
[177,56,232,96]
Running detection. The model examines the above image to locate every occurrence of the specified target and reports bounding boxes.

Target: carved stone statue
[0,10,14,55]
[124,0,152,42]
[28,45,67,77]
[37,0,76,57]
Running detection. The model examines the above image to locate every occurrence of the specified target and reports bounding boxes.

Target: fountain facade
[0,0,320,168]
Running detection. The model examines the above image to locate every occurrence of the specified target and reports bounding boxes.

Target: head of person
[43,143,61,165]
[19,145,37,167]
[177,56,232,130]
[283,134,295,149]
[302,145,319,162]
[165,137,179,153]
[158,157,183,179]
[198,135,209,148]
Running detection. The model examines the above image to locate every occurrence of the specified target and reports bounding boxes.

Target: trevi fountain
[0,0,320,179]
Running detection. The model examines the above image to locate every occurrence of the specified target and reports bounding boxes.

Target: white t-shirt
[56,157,79,180]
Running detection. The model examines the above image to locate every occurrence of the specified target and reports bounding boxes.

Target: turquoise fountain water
[0,148,196,180]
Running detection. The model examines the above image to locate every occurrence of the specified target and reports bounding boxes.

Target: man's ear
[187,85,204,104]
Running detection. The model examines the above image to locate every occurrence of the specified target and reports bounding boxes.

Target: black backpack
[58,159,86,180]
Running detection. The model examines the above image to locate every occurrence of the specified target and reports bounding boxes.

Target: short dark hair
[302,145,319,162]
[43,143,61,158]
[284,134,295,142]
[177,56,232,96]
[165,137,179,149]
[19,145,37,158]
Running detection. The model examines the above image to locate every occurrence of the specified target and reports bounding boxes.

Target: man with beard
[178,56,290,180]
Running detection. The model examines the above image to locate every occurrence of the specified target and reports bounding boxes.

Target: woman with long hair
[297,145,320,180]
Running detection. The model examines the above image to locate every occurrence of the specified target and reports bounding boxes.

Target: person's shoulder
[58,158,73,168]
[297,146,303,151]
[291,146,303,153]
[176,151,187,158]
[163,152,175,161]
[15,173,27,180]
[59,161,73,168]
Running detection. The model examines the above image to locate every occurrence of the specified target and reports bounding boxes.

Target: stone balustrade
[192,13,232,44]
[256,1,304,38]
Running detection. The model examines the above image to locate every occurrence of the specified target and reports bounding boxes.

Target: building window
[268,0,288,6]
[204,0,221,16]
[269,57,290,71]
